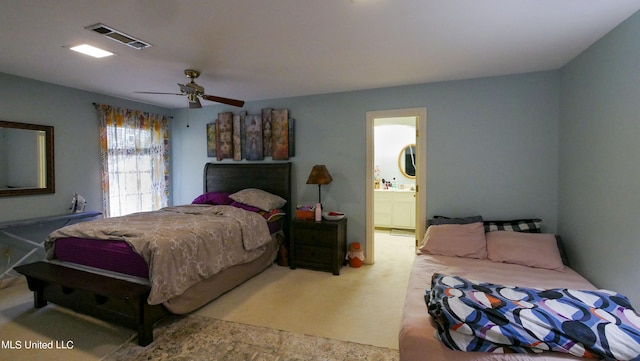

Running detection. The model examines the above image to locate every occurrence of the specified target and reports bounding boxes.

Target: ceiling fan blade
[202,94,245,107]
[134,91,183,95]
[189,97,202,109]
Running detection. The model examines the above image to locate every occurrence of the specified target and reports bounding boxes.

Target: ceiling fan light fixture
[187,93,202,109]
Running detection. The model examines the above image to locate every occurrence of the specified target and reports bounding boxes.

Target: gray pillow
[427,215,483,227]
[229,188,287,211]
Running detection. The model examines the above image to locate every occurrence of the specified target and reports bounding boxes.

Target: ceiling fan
[135,69,245,108]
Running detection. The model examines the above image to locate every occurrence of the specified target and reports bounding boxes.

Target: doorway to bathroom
[365,108,427,265]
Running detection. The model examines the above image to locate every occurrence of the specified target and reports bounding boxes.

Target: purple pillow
[230,201,261,212]
[191,192,233,205]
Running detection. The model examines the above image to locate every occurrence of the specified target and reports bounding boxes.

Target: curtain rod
[92,102,173,119]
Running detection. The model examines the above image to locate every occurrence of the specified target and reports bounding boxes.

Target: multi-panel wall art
[207,108,295,161]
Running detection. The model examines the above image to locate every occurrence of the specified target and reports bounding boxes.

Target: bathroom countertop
[374,188,415,192]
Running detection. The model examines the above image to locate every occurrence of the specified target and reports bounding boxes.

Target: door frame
[365,107,427,264]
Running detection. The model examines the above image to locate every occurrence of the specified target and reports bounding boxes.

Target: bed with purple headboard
[16,162,292,346]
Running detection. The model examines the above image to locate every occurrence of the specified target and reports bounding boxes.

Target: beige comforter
[45,205,272,305]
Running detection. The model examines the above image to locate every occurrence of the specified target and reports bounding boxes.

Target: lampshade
[306,165,332,207]
[306,165,333,185]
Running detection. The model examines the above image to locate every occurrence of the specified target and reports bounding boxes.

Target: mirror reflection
[0,120,55,197]
[398,144,416,178]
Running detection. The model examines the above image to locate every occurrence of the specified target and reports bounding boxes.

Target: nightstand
[290,218,347,275]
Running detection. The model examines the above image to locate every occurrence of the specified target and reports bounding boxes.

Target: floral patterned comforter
[46,205,272,304]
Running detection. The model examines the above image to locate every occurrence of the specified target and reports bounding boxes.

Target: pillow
[486,231,564,271]
[231,202,287,222]
[419,222,487,259]
[229,188,287,212]
[483,218,542,233]
[191,192,232,205]
[428,215,483,227]
[230,201,261,212]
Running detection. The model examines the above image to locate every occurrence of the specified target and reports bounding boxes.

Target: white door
[365,108,427,264]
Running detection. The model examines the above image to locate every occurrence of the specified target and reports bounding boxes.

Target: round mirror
[398,144,416,178]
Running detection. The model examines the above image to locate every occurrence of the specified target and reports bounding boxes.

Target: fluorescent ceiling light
[69,44,114,58]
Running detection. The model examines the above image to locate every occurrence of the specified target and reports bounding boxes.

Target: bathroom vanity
[374,189,415,230]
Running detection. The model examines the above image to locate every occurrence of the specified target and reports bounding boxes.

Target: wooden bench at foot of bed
[14,261,168,346]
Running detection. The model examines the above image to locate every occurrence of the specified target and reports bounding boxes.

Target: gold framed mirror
[398,144,416,179]
[0,120,55,197]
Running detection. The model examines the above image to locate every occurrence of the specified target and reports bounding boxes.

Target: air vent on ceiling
[85,23,151,50]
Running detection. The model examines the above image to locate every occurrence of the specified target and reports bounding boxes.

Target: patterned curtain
[96,104,170,217]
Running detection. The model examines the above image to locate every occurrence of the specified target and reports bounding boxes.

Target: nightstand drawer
[293,227,334,247]
[293,245,332,266]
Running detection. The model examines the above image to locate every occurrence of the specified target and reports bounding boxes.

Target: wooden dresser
[290,218,347,275]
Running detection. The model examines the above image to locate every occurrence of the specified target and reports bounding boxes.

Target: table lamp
[306,165,333,207]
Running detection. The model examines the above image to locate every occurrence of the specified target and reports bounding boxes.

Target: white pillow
[229,188,287,211]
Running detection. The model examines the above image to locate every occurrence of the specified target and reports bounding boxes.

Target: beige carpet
[195,230,415,350]
[0,230,415,360]
[105,315,399,361]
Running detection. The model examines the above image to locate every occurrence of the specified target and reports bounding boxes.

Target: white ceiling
[1,0,639,109]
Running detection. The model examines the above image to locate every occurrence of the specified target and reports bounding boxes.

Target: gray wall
[0,72,171,222]
[0,71,559,236]
[559,11,640,305]
[170,71,560,250]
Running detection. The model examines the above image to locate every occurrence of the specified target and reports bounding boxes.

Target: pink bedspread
[400,254,597,361]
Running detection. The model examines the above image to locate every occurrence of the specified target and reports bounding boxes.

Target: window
[96,105,170,217]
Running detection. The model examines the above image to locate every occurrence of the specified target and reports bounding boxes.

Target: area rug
[104,315,399,361]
